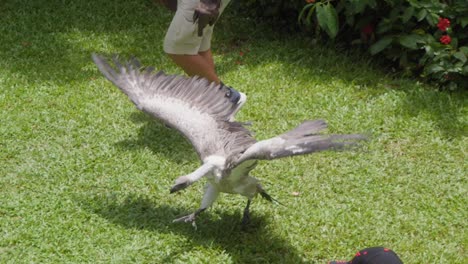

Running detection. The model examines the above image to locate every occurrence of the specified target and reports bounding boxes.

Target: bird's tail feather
[257,185,284,206]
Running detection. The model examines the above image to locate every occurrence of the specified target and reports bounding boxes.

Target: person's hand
[193,0,221,37]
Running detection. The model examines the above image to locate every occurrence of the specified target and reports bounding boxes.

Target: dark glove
[193,0,221,37]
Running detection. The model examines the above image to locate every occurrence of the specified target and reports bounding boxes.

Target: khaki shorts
[163,0,231,55]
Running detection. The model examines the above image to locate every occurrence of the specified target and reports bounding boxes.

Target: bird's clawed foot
[173,213,198,229]
[170,176,191,193]
[173,208,206,230]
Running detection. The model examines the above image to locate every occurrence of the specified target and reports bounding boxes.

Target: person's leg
[164,0,232,83]
[198,49,216,75]
[167,51,220,83]
[164,0,245,120]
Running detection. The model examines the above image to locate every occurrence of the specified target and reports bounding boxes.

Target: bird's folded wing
[236,120,366,164]
[92,54,255,160]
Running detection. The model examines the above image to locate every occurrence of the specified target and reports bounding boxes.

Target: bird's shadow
[79,192,307,263]
[114,112,197,163]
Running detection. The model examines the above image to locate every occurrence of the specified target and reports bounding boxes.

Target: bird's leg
[172,184,219,229]
[241,199,252,227]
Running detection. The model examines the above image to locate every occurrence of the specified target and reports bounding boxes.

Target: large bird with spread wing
[92,54,365,227]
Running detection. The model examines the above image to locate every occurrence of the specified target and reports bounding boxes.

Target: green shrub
[299,0,468,89]
[232,0,305,31]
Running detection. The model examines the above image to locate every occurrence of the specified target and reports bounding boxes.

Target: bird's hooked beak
[170,175,192,193]
[170,162,216,193]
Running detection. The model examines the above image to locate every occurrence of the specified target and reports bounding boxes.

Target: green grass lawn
[1,0,466,263]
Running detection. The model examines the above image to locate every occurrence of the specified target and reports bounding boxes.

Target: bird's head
[170,175,192,194]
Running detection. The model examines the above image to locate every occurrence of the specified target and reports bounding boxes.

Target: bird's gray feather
[92,54,256,160]
[280,119,328,138]
[93,54,365,172]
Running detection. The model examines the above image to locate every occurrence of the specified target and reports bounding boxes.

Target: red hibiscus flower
[305,0,315,3]
[440,35,451,45]
[361,24,374,35]
[437,17,450,32]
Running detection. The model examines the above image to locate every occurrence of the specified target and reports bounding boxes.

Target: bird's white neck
[186,155,226,183]
[186,163,215,183]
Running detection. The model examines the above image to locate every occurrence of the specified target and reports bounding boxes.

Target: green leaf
[426,13,439,26]
[298,3,316,24]
[349,0,367,13]
[370,37,393,55]
[346,13,355,26]
[316,3,339,39]
[389,7,400,22]
[367,0,377,9]
[399,51,408,67]
[460,17,468,28]
[426,64,444,74]
[451,37,459,49]
[402,6,415,23]
[376,19,393,34]
[416,9,427,21]
[463,65,468,74]
[423,45,434,57]
[399,34,423,50]
[453,51,467,63]
[459,46,468,55]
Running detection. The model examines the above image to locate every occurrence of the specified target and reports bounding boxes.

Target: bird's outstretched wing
[92,54,256,160]
[235,119,366,165]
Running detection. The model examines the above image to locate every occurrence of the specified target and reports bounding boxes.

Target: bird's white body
[208,158,259,197]
[92,54,366,227]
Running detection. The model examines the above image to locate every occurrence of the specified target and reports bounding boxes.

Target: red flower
[440,35,451,45]
[305,0,315,3]
[361,24,374,35]
[437,17,450,31]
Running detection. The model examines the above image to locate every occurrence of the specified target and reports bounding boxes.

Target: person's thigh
[199,0,232,52]
[164,0,201,55]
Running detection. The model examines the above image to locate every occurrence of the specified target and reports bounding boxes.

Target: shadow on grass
[398,89,467,139]
[214,20,467,139]
[115,112,197,163]
[1,0,465,140]
[80,193,307,263]
[0,0,171,83]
